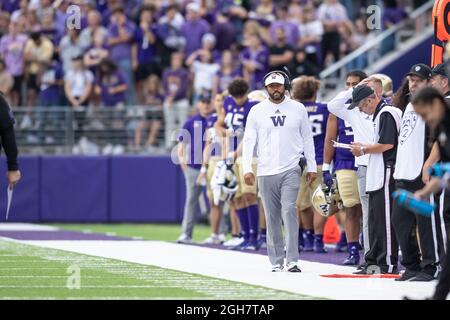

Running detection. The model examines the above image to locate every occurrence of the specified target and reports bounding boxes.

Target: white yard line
[4,239,438,300]
[0,223,58,231]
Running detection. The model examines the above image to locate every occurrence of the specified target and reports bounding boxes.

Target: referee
[348,84,402,274]
[242,72,317,272]
[0,93,20,188]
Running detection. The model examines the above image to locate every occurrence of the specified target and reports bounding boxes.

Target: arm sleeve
[242,109,258,175]
[299,106,317,173]
[327,89,353,122]
[0,95,18,171]
[378,112,398,146]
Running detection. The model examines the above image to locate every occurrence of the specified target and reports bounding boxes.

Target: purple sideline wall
[0,156,40,222]
[0,155,185,223]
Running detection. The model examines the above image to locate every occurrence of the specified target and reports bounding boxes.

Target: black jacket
[0,93,18,171]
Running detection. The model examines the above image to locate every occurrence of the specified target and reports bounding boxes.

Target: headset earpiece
[263,70,291,91]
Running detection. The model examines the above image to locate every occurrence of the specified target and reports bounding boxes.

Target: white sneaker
[202,234,224,245]
[223,236,244,247]
[176,234,193,244]
[272,264,284,272]
[286,262,301,272]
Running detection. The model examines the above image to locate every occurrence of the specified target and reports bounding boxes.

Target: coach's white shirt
[328,88,374,166]
[242,96,317,176]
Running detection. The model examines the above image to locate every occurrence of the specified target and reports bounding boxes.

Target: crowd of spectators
[0,0,418,151]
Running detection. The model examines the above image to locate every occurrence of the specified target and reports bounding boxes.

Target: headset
[262,66,292,92]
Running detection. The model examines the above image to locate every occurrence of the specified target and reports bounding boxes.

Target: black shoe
[395,270,419,281]
[356,262,368,270]
[409,272,436,282]
[353,269,367,275]
[381,267,399,275]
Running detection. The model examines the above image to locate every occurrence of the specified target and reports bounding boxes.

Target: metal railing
[12,105,168,155]
[318,0,434,98]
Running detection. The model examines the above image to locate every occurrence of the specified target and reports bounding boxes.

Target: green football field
[51,223,213,242]
[0,224,313,300]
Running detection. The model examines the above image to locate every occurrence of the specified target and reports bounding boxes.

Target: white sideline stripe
[6,239,439,300]
[0,223,59,231]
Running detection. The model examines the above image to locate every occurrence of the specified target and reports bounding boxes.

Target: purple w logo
[270,115,286,127]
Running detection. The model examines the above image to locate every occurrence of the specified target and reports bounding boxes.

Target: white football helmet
[248,90,267,102]
[371,73,393,97]
[220,167,238,202]
[210,160,238,205]
[311,180,342,217]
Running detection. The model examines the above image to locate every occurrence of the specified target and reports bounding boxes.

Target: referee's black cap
[406,63,432,80]
[431,63,448,78]
[347,85,374,110]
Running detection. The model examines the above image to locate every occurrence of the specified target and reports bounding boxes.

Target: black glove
[299,157,306,172]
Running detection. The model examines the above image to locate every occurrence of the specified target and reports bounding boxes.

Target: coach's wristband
[322,163,331,171]
[200,166,207,173]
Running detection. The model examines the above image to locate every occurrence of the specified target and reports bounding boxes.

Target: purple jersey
[223,96,259,152]
[334,118,356,171]
[179,113,208,170]
[303,101,329,165]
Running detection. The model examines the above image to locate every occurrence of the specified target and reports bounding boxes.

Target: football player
[215,78,261,249]
[291,76,329,253]
[197,92,228,244]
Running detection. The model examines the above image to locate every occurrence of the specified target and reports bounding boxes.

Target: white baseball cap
[187,2,200,12]
[264,73,285,86]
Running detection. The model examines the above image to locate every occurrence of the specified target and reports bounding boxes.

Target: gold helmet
[311,181,342,217]
[248,90,267,102]
[371,73,393,97]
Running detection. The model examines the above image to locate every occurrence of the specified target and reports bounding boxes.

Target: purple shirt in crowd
[212,20,235,52]
[39,61,63,104]
[334,118,356,171]
[216,68,241,93]
[180,18,210,56]
[303,101,329,165]
[162,68,189,101]
[240,46,269,90]
[0,33,28,76]
[107,21,136,61]
[383,8,407,29]
[0,0,19,13]
[180,113,209,169]
[270,21,300,47]
[97,70,127,106]
[134,25,158,64]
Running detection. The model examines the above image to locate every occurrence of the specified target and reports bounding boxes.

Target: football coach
[242,71,316,272]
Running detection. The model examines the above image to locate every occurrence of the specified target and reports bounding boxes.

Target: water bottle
[392,189,435,217]
[429,163,450,177]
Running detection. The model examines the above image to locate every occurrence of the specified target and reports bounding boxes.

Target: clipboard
[6,186,13,220]
[332,140,352,150]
